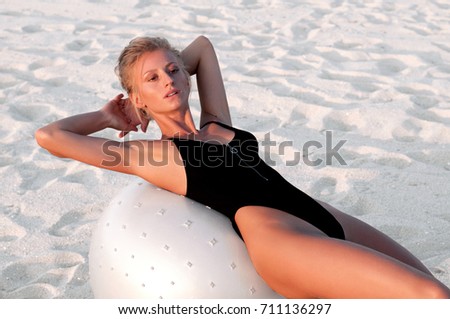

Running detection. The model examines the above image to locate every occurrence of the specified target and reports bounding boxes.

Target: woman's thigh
[234,205,446,298]
[315,200,431,274]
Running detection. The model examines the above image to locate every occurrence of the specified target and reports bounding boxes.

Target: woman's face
[132,49,190,118]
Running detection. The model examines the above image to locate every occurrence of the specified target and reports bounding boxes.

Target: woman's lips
[165,89,179,98]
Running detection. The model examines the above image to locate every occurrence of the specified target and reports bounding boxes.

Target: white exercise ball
[89,180,282,299]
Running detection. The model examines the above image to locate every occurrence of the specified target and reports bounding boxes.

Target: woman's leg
[235,206,450,299]
[316,200,433,275]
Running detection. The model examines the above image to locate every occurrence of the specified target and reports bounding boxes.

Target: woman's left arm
[181,36,232,127]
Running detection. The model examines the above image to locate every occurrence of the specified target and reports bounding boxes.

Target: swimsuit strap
[200,120,235,130]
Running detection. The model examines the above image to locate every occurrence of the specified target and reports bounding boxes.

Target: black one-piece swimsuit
[171,121,345,240]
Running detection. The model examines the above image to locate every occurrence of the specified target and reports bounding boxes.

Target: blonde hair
[115,36,188,94]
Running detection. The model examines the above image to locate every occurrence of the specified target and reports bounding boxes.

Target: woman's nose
[164,72,174,87]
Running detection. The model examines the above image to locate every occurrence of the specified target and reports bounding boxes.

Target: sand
[1,0,449,298]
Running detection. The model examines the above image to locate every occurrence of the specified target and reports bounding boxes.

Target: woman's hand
[101,94,150,138]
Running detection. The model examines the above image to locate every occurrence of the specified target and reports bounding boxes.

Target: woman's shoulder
[124,138,187,194]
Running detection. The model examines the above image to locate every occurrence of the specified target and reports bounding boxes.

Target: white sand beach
[1,0,449,298]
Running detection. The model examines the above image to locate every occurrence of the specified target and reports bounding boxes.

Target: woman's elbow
[35,127,64,158]
[197,35,213,49]
[35,127,49,148]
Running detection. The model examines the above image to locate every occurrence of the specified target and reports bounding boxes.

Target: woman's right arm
[35,94,145,175]
[181,36,232,127]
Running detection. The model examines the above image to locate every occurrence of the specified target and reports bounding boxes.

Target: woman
[36,35,450,298]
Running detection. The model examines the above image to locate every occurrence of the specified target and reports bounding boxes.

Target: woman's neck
[154,109,199,139]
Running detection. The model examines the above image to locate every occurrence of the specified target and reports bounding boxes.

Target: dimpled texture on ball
[89,180,282,299]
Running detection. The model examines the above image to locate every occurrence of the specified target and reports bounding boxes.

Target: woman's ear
[137,106,152,120]
[130,91,144,108]
[129,94,152,121]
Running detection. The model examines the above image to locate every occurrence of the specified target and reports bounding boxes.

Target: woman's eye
[147,75,158,82]
[169,68,179,74]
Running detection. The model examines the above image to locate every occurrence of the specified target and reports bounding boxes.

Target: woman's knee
[416,279,450,299]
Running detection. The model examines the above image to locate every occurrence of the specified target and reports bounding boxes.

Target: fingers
[111,93,151,137]
[119,129,135,138]
[118,119,139,139]
[140,118,149,133]
[114,93,124,102]
[118,131,127,138]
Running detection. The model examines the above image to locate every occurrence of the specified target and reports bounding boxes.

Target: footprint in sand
[2,283,58,299]
[396,85,436,101]
[17,161,66,192]
[394,84,446,123]
[31,70,69,88]
[322,111,357,132]
[65,39,94,51]
[74,15,120,34]
[371,154,412,169]
[66,39,103,52]
[49,210,88,237]
[340,146,411,169]
[80,55,101,66]
[64,38,104,66]
[319,70,382,95]
[338,192,381,217]
[1,252,84,298]
[410,95,439,110]
[60,168,100,186]
[432,258,450,284]
[135,0,152,9]
[376,58,408,75]
[310,176,337,198]
[9,103,52,122]
[407,149,450,171]
[26,57,69,87]
[0,74,21,90]
[287,107,308,126]
[21,24,43,33]
[0,214,27,242]
[392,119,421,142]
[28,57,66,71]
[0,154,16,168]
